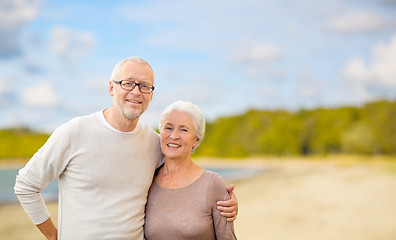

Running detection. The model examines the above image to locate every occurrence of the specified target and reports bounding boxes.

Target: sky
[1,0,396,133]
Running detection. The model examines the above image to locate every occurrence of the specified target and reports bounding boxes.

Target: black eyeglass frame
[112,80,155,94]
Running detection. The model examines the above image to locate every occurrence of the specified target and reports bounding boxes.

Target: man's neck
[103,108,139,132]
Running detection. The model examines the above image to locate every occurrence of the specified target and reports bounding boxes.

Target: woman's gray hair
[159,100,206,152]
[110,56,154,81]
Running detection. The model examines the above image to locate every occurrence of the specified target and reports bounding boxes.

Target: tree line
[194,99,396,157]
[1,99,395,160]
[0,128,49,160]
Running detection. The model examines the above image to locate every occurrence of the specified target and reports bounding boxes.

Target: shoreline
[0,160,27,169]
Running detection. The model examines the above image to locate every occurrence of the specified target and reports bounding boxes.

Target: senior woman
[144,100,237,240]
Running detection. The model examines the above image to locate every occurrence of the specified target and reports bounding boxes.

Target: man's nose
[130,84,141,95]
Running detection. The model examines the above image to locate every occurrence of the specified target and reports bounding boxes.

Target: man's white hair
[110,56,154,81]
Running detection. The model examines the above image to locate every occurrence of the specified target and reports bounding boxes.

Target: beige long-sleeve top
[15,111,163,240]
[144,170,237,240]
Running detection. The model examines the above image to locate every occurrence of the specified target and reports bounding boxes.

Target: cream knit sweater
[15,111,163,240]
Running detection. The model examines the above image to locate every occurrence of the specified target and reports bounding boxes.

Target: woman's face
[160,110,200,160]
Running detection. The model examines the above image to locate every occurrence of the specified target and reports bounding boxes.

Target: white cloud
[0,76,15,105]
[122,0,273,53]
[229,40,282,79]
[232,42,282,64]
[371,0,396,3]
[326,11,394,33]
[155,75,221,106]
[342,34,396,87]
[0,0,44,57]
[51,26,95,62]
[297,71,322,98]
[0,77,11,93]
[141,73,228,128]
[342,57,371,83]
[86,77,109,92]
[0,76,11,106]
[22,82,59,107]
[0,0,41,25]
[339,34,396,105]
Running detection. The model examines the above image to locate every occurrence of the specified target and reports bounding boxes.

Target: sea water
[0,169,59,204]
[0,167,263,204]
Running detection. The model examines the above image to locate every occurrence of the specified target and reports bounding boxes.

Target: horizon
[1,98,393,134]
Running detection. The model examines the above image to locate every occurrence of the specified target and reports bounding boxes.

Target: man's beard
[117,102,146,121]
[113,95,147,121]
[121,108,143,120]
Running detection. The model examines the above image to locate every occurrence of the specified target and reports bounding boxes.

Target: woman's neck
[157,157,204,188]
[162,156,194,176]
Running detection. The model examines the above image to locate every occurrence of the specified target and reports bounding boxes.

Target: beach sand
[229,158,396,240]
[0,203,58,240]
[2,158,396,239]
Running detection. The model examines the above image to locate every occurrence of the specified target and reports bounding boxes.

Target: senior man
[15,57,238,240]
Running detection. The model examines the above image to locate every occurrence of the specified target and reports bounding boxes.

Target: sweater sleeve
[14,122,73,225]
[210,172,238,240]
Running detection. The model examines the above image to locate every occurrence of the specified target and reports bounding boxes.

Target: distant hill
[194,99,396,157]
[1,99,395,160]
[0,128,49,160]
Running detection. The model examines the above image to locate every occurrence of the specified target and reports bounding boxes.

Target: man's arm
[37,217,58,240]
[14,123,70,238]
[217,184,238,222]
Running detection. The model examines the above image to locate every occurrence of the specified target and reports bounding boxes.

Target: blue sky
[1,0,396,132]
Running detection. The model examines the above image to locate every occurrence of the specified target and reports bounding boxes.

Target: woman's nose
[170,130,179,139]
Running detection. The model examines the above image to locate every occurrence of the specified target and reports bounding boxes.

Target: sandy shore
[2,158,396,239]
[231,158,396,240]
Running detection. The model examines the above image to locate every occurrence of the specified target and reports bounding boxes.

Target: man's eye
[124,82,133,86]
[141,84,152,90]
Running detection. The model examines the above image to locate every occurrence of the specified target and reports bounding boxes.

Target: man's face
[110,61,154,121]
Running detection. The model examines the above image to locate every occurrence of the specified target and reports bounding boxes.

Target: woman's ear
[193,137,200,148]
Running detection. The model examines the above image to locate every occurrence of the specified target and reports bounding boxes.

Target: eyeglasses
[112,80,154,94]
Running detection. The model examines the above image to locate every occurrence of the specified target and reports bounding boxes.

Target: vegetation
[0,128,49,160]
[0,99,395,160]
[194,99,396,158]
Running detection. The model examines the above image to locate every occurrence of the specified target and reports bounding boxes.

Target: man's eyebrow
[123,78,152,85]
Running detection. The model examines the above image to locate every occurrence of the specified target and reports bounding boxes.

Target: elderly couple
[15,57,238,240]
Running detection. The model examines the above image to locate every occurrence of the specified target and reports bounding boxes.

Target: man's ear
[149,91,154,101]
[109,81,114,96]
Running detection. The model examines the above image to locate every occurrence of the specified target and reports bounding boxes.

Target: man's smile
[126,99,142,104]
